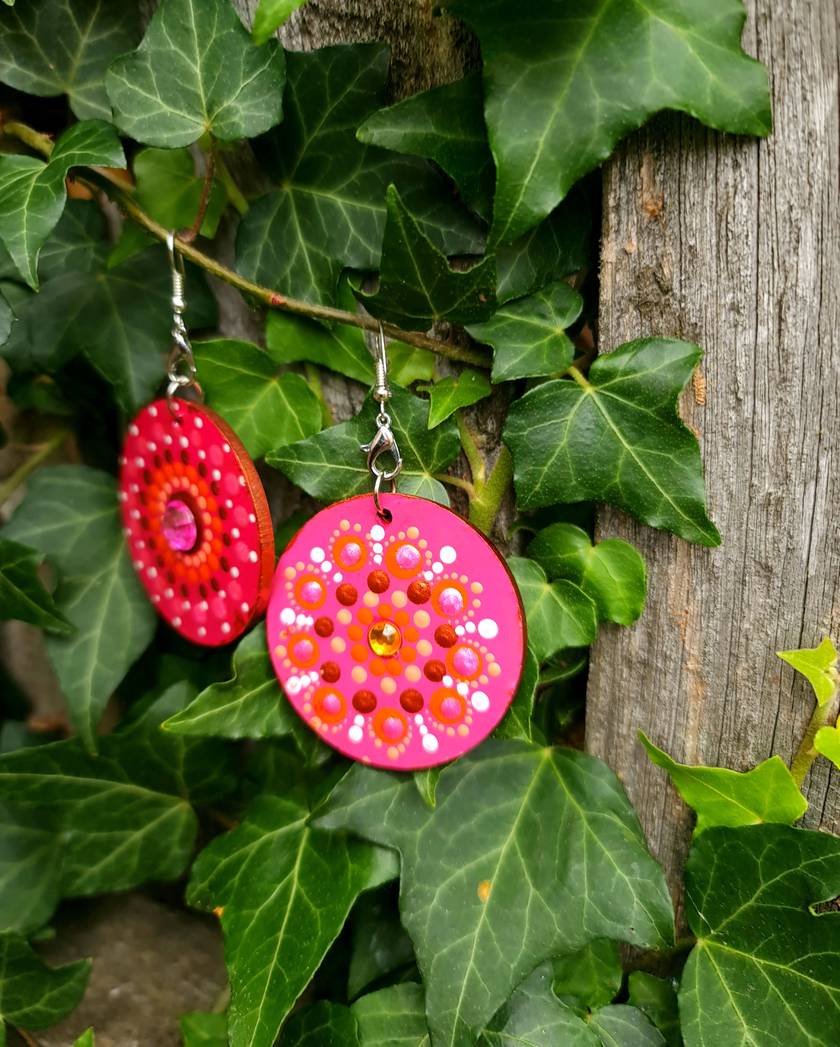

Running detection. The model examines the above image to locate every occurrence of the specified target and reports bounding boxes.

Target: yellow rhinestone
[368,619,402,657]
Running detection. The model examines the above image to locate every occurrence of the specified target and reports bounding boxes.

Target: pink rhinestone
[440,697,462,721]
[322,693,342,715]
[453,647,479,676]
[293,639,314,662]
[438,587,464,615]
[301,580,323,605]
[343,541,362,565]
[396,544,420,570]
[382,716,404,740]
[162,498,197,552]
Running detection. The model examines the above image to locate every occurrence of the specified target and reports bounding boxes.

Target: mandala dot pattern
[267,493,526,769]
[119,398,274,646]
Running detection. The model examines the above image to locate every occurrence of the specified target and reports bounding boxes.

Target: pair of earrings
[119,235,525,769]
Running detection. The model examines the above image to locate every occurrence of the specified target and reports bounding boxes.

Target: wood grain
[587,0,840,893]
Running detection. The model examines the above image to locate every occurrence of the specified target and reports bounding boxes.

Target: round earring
[266,325,525,770]
[118,233,274,646]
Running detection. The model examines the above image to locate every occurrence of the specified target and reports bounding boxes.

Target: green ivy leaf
[504,339,720,546]
[163,623,305,744]
[590,1006,665,1047]
[134,147,227,239]
[266,282,375,386]
[679,825,840,1046]
[425,370,490,428]
[236,44,484,306]
[449,0,771,244]
[181,1011,228,1047]
[627,973,681,1047]
[0,933,90,1040]
[0,537,72,633]
[268,386,460,506]
[815,725,840,770]
[387,344,437,388]
[0,120,124,288]
[280,1001,359,1046]
[358,71,493,217]
[73,1030,95,1047]
[252,0,308,46]
[318,741,674,1047]
[106,0,285,148]
[481,964,599,1046]
[553,940,622,1012]
[641,733,807,833]
[0,804,60,934]
[527,524,647,626]
[466,281,582,383]
[493,645,539,743]
[359,186,495,330]
[0,683,233,927]
[2,466,157,750]
[351,984,429,1047]
[348,889,415,1001]
[0,0,140,119]
[188,793,384,1047]
[192,339,321,460]
[777,636,838,707]
[508,558,597,662]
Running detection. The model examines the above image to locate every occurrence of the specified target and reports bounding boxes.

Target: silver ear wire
[361,322,402,520]
[166,231,203,412]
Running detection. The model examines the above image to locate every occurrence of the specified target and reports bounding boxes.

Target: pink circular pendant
[119,398,274,646]
[267,493,526,769]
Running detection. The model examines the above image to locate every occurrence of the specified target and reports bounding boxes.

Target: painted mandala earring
[267,326,526,769]
[119,234,274,645]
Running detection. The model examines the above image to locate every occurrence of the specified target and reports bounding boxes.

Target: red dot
[321,661,340,682]
[367,570,390,593]
[434,624,457,648]
[337,583,358,606]
[314,617,334,637]
[407,580,430,604]
[424,660,445,682]
[400,688,423,713]
[353,690,377,713]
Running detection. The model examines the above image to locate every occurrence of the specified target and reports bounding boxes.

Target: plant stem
[457,414,485,485]
[1,119,490,368]
[215,154,249,216]
[181,144,216,243]
[790,691,839,786]
[0,430,67,507]
[456,414,513,534]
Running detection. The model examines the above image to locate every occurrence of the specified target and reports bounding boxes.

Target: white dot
[182,600,191,611]
[280,608,295,626]
[348,725,363,743]
[478,618,499,639]
[432,561,443,573]
[212,469,222,481]
[232,528,241,539]
[198,626,207,637]
[147,441,157,451]
[147,567,157,579]
[354,714,364,726]
[311,546,325,563]
[230,567,240,578]
[130,509,141,519]
[172,616,182,627]
[465,621,476,633]
[118,491,127,502]
[149,405,158,417]
[333,572,343,583]
[457,682,469,696]
[198,449,206,460]
[422,734,439,753]
[373,555,382,565]
[164,588,174,599]
[414,714,424,725]
[373,542,383,554]
[225,500,234,509]
[248,551,258,563]
[288,677,301,695]
[442,674,453,687]
[221,622,231,634]
[308,671,319,685]
[238,476,246,486]
[240,602,250,613]
[471,691,490,712]
[134,457,144,467]
[223,443,231,453]
[118,456,126,467]
[179,436,189,448]
[194,417,203,428]
[130,484,139,493]
[133,560,144,570]
[370,524,385,541]
[164,435,173,445]
[296,613,307,626]
[455,625,466,636]
[423,570,434,581]
[199,600,209,612]
[318,561,330,573]
[419,724,428,735]
[440,545,456,564]
[151,594,160,603]
[128,423,139,436]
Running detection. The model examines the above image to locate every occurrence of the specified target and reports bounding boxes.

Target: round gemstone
[342,541,362,565]
[293,638,314,662]
[367,570,390,593]
[395,543,420,570]
[353,689,377,713]
[368,619,402,657]
[336,583,358,606]
[162,498,198,552]
[434,624,457,648]
[438,586,464,616]
[322,692,342,715]
[381,715,405,741]
[301,580,323,605]
[400,688,424,713]
[453,646,480,676]
[407,579,431,604]
[440,696,463,721]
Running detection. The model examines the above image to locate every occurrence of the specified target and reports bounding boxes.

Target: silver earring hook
[361,322,402,520]
[165,231,203,413]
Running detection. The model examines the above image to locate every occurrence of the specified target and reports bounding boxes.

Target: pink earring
[266,326,525,770]
[118,234,274,646]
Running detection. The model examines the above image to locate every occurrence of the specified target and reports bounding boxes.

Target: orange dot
[404,626,419,643]
[348,624,363,641]
[369,657,386,676]
[394,609,410,626]
[401,646,416,662]
[351,644,368,662]
[379,603,393,619]
[386,658,402,675]
[357,607,374,625]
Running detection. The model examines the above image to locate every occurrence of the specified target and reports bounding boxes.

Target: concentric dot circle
[119,398,274,646]
[267,492,526,770]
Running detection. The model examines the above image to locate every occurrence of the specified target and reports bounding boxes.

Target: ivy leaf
[318,741,674,1047]
[627,973,681,1047]
[426,370,490,428]
[466,281,582,383]
[252,0,308,46]
[192,339,322,459]
[106,0,285,148]
[134,147,227,239]
[181,1011,228,1047]
[815,726,840,771]
[493,646,539,743]
[358,71,494,217]
[0,537,73,634]
[0,683,233,926]
[777,636,838,707]
[508,557,597,662]
[480,964,599,1046]
[504,339,720,546]
[74,1030,95,1047]
[268,386,460,507]
[449,0,771,244]
[527,523,646,626]
[553,941,622,1011]
[280,1002,359,1046]
[348,889,415,1000]
[236,44,484,306]
[0,933,90,1040]
[679,825,840,1046]
[0,0,140,119]
[351,984,429,1047]
[590,1006,665,1047]
[387,344,437,388]
[187,793,384,1047]
[0,120,124,288]
[2,466,157,750]
[0,804,60,934]
[359,186,495,330]
[641,734,807,833]
[163,623,304,743]
[266,283,375,386]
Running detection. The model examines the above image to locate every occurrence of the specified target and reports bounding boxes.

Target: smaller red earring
[119,233,274,646]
